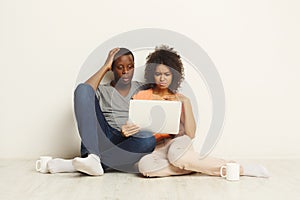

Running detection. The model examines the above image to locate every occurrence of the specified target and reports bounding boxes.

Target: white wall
[1,0,299,159]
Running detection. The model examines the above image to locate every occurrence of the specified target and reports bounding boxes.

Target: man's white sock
[241,164,270,178]
[47,158,76,173]
[72,154,104,176]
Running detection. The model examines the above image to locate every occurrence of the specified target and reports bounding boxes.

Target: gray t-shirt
[95,81,144,131]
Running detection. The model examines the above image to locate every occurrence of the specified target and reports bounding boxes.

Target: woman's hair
[144,45,184,93]
[112,47,134,70]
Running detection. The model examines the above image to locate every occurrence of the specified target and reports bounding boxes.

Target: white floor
[0,159,299,200]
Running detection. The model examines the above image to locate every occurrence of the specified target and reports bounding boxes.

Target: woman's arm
[164,94,196,138]
[179,95,196,139]
[85,48,119,91]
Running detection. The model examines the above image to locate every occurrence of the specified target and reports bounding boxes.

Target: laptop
[128,100,182,134]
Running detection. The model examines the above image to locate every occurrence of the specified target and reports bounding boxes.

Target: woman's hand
[163,93,189,103]
[121,121,140,137]
[103,48,120,71]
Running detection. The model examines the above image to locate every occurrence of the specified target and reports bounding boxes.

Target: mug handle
[36,160,41,171]
[220,166,226,177]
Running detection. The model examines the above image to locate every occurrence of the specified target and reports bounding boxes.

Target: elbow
[84,81,97,91]
[186,131,195,139]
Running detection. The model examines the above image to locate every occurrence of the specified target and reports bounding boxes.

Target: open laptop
[128,100,182,134]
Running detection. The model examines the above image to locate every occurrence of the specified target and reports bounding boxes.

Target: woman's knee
[168,135,192,165]
[138,154,165,177]
[138,155,154,175]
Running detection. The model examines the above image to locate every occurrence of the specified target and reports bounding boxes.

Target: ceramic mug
[36,156,52,173]
[220,163,240,181]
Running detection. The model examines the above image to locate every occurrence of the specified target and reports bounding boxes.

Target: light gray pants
[138,135,231,177]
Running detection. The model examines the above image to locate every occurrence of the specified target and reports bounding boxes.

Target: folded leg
[168,135,229,176]
[138,140,192,177]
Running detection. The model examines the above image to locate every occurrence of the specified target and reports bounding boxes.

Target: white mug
[36,156,52,173]
[220,163,240,181]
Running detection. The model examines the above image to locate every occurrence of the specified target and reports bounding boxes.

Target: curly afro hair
[144,45,184,93]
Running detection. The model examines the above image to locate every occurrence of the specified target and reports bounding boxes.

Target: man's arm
[85,48,119,91]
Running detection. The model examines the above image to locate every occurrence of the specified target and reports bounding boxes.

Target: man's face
[112,54,134,86]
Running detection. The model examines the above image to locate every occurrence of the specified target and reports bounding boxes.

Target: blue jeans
[74,83,156,173]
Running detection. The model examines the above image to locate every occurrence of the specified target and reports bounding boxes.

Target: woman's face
[154,64,173,90]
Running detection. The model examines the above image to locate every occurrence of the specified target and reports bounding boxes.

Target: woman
[131,45,270,177]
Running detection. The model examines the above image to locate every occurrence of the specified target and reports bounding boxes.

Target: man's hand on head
[103,48,120,71]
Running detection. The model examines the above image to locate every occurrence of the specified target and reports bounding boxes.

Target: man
[48,48,156,175]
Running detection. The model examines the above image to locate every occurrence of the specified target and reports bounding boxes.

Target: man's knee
[140,136,156,153]
[74,83,94,101]
[133,133,156,153]
[74,83,96,112]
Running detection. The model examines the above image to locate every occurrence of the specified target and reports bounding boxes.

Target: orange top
[132,89,153,100]
[132,89,172,142]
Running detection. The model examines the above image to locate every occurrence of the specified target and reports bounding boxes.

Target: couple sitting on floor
[47,45,269,178]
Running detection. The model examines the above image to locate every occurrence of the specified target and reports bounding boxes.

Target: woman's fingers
[175,94,189,102]
[163,95,176,101]
[163,94,188,102]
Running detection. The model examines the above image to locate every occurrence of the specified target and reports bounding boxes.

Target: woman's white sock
[47,158,76,173]
[72,154,104,176]
[241,164,270,178]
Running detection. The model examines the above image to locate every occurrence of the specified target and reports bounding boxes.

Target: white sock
[72,154,104,176]
[241,164,270,178]
[47,158,76,173]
